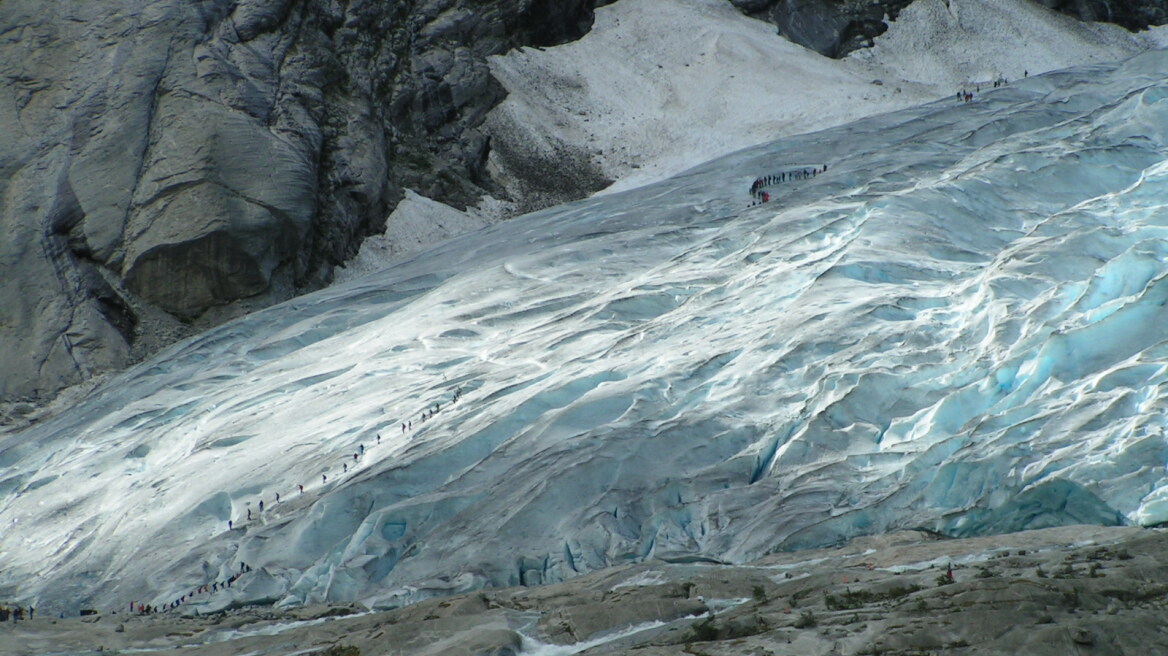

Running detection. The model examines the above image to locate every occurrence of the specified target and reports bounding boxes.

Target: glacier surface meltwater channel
[3,50,1168,613]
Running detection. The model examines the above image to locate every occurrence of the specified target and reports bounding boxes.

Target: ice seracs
[3,29,1168,620]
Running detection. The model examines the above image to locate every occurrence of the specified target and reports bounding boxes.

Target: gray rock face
[0,0,610,405]
[730,0,917,58]
[1032,0,1168,30]
[3,0,1161,407]
[732,0,1166,58]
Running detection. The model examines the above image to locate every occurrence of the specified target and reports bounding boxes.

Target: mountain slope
[3,0,1164,410]
[3,47,1168,615]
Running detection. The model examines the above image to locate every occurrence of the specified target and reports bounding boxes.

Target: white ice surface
[2,10,1168,619]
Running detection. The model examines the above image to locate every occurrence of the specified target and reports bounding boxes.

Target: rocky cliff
[1033,0,1168,30]
[0,0,609,407]
[731,0,1167,58]
[2,0,1165,410]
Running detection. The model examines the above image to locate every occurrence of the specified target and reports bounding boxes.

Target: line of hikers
[0,605,33,621]
[749,165,828,204]
[150,385,471,616]
[226,385,466,534]
[132,562,253,615]
[402,387,462,434]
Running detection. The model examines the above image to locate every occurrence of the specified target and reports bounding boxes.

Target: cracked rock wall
[0,0,608,405]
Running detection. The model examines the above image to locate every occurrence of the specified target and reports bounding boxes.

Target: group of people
[132,562,253,615]
[0,605,32,621]
[958,73,1018,103]
[748,165,828,205]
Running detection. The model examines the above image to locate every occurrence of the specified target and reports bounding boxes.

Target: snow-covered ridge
[3,46,1168,614]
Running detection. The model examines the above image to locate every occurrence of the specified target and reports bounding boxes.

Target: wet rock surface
[732,0,1166,58]
[1031,0,1168,30]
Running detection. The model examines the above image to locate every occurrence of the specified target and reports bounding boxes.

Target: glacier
[3,49,1168,615]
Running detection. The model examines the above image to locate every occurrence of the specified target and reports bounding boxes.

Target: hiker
[259,500,264,512]
[322,474,327,484]
[275,492,280,503]
[343,463,348,473]
[359,444,364,455]
[299,484,304,494]
[228,520,233,530]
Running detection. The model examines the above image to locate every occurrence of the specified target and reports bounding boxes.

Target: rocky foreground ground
[4,525,1167,655]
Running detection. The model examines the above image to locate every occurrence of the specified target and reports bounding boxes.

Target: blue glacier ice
[2,50,1168,614]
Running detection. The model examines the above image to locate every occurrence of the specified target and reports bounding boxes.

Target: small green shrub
[825,584,924,610]
[794,610,817,629]
[686,618,719,642]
